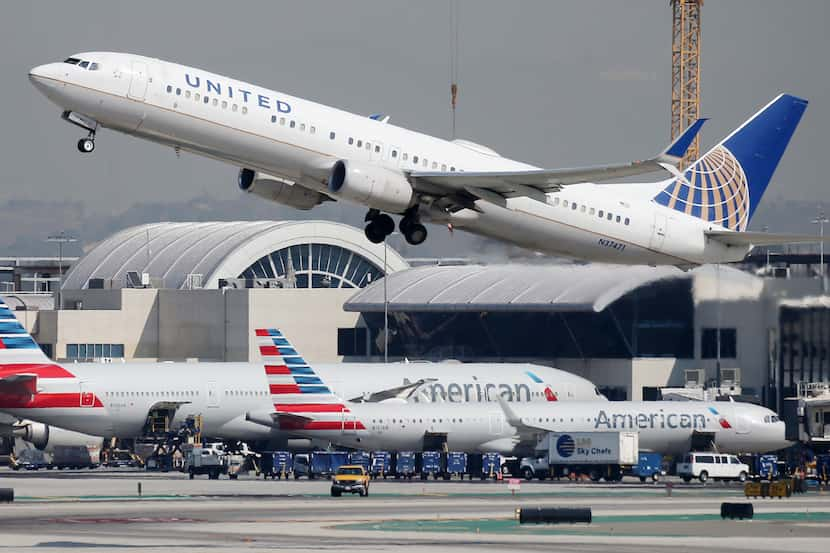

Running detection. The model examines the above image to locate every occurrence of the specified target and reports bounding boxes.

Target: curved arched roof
[63,221,409,290]
[345,263,685,313]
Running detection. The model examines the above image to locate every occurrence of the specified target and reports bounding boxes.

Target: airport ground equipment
[348,450,371,472]
[721,502,753,520]
[51,445,100,470]
[103,449,140,468]
[545,431,639,482]
[816,454,830,483]
[420,451,444,480]
[481,452,502,480]
[445,452,467,480]
[517,507,592,524]
[783,382,830,453]
[370,451,391,478]
[293,451,348,479]
[744,454,779,480]
[330,465,370,497]
[260,451,293,479]
[520,455,550,481]
[677,452,750,483]
[395,451,416,479]
[744,480,793,498]
[185,446,228,480]
[629,453,663,482]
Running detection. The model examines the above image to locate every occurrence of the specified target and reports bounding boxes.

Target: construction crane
[671,0,702,169]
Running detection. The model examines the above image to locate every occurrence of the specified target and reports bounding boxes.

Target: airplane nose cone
[28,63,51,83]
[28,63,65,101]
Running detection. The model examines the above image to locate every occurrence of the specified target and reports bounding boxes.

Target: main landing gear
[364,208,428,245]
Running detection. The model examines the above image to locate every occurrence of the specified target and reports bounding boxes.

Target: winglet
[660,118,708,162]
[497,394,525,428]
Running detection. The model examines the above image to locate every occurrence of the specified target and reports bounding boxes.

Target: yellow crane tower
[671,0,702,169]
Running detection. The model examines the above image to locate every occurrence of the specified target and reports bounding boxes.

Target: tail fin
[654,94,808,230]
[0,297,51,365]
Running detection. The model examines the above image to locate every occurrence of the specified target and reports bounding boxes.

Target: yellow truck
[330,465,370,497]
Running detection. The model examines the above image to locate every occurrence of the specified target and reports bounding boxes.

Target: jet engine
[13,421,49,450]
[328,160,414,213]
[238,168,327,210]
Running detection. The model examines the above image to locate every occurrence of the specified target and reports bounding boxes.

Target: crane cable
[450,0,459,139]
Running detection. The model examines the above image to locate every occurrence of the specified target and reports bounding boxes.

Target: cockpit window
[63,58,100,70]
[79,61,89,69]
[64,57,81,65]
[89,62,99,71]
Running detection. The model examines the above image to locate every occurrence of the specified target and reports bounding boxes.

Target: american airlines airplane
[0,299,602,447]
[252,329,787,455]
[28,53,822,266]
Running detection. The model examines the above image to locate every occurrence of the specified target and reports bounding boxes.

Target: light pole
[46,231,77,310]
[382,232,400,363]
[812,209,828,292]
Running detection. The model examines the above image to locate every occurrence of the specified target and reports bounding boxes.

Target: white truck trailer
[544,431,639,481]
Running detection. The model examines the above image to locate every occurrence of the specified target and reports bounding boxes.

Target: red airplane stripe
[259,346,280,356]
[275,403,346,413]
[278,420,365,431]
[270,384,301,394]
[0,363,75,379]
[265,365,290,375]
[255,329,270,336]
[0,392,103,409]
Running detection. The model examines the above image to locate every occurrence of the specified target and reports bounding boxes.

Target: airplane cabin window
[572,203,577,210]
[310,126,316,134]
[423,158,428,167]
[392,150,398,158]
[330,132,336,140]
[553,197,560,206]
[403,153,408,160]
[366,142,371,150]
[232,104,238,111]
[442,164,447,171]
[563,200,569,208]
[203,96,209,104]
[64,57,81,65]
[356,139,362,147]
[616,215,621,223]
[432,161,438,169]
[166,85,172,93]
[450,166,456,171]
[589,207,595,215]
[607,212,613,220]
[348,137,354,145]
[280,117,285,125]
[581,205,586,212]
[221,100,227,108]
[241,106,248,114]
[176,88,182,96]
[412,155,418,163]
[79,61,89,68]
[271,115,277,123]
[375,145,381,153]
[598,210,604,217]
[212,98,218,106]
[300,123,306,131]
[185,91,191,98]
[195,93,200,101]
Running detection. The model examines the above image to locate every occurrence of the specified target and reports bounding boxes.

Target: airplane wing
[348,378,437,403]
[496,396,553,451]
[0,374,37,397]
[705,230,830,248]
[411,119,706,203]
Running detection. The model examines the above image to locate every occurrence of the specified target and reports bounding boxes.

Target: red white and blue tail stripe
[256,328,364,430]
[0,298,50,362]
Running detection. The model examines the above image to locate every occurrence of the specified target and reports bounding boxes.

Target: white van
[677,453,749,483]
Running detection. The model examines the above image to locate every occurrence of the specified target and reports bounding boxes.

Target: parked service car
[677,453,749,483]
[330,465,370,497]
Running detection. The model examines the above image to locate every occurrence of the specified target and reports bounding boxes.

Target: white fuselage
[0,361,600,442]
[300,400,788,456]
[28,52,746,266]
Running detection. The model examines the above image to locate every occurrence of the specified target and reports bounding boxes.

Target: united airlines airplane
[28,53,822,266]
[0,298,602,447]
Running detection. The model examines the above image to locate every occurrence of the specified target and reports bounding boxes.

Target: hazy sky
[1,1,828,241]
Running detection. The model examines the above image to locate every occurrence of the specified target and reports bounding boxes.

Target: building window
[337,327,368,356]
[701,328,737,358]
[66,343,125,360]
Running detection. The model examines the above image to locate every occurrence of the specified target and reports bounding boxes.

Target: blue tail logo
[654,94,808,231]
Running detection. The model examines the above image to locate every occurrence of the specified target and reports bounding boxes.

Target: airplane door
[206,381,219,408]
[489,412,503,435]
[370,140,384,162]
[128,61,149,101]
[79,382,96,408]
[650,213,668,249]
[389,145,401,166]
[341,411,358,434]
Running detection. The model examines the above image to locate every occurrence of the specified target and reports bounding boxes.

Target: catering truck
[545,431,639,481]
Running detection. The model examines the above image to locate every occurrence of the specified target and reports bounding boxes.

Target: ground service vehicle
[546,431,639,481]
[421,451,443,480]
[186,446,227,480]
[677,453,749,483]
[330,465,370,497]
[370,451,391,478]
[260,451,293,479]
[629,453,663,482]
[520,456,550,480]
[396,451,416,479]
[445,452,468,480]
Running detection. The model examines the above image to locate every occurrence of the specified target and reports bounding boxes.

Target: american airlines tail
[653,94,808,232]
[0,297,54,399]
[255,328,364,431]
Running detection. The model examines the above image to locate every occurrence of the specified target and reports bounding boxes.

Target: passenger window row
[166,84,247,114]
[552,196,630,226]
[270,115,316,135]
[106,390,198,397]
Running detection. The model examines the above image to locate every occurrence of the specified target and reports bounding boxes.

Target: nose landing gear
[77,136,95,153]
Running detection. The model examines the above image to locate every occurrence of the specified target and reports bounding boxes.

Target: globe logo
[556,434,575,458]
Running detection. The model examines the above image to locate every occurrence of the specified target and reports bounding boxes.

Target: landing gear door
[650,213,668,249]
[128,61,149,101]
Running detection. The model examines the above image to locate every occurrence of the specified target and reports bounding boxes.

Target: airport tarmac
[1,469,829,552]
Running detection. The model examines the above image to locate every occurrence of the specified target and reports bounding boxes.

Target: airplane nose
[28,63,50,82]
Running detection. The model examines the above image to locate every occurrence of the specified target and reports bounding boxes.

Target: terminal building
[5,220,828,410]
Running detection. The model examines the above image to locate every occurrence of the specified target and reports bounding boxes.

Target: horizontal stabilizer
[0,373,37,396]
[705,230,830,248]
